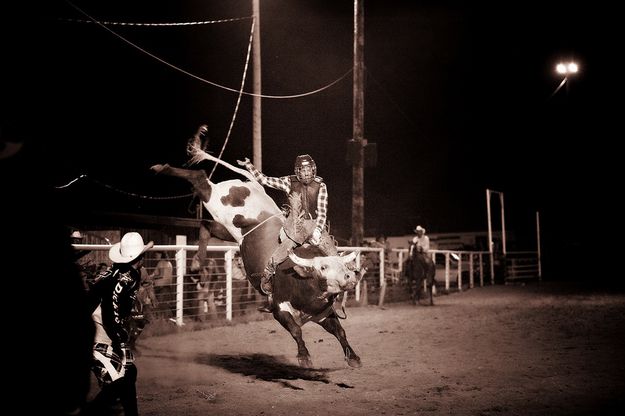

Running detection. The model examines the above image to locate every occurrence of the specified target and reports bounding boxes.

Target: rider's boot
[253,264,275,313]
[257,293,274,313]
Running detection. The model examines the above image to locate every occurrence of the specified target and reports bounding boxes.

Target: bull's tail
[186,125,257,183]
[186,125,209,163]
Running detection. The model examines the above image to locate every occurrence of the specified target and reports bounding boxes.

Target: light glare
[555,61,579,75]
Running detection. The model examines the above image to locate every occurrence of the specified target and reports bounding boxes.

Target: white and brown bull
[151,132,363,367]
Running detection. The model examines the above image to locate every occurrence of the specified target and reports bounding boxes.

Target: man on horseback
[408,225,435,305]
[410,225,430,255]
[237,154,337,312]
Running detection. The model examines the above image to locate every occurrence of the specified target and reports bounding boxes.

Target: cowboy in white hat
[410,225,430,256]
[108,232,154,264]
[86,232,153,416]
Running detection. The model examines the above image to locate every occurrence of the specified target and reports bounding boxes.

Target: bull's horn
[340,251,358,264]
[288,251,314,268]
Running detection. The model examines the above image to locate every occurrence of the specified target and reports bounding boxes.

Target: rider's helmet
[294,154,316,184]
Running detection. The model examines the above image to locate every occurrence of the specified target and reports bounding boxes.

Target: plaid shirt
[244,161,328,231]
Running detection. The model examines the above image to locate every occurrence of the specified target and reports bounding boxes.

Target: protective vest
[289,175,321,219]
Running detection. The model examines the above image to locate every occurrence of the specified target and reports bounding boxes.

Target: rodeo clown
[237,154,337,312]
[84,232,153,416]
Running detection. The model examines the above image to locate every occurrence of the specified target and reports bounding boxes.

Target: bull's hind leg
[274,311,313,368]
[317,315,362,368]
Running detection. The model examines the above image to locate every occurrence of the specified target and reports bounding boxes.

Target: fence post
[379,248,385,288]
[431,252,437,295]
[175,235,187,326]
[457,253,462,292]
[361,279,368,305]
[225,249,233,321]
[445,252,450,292]
[469,254,474,289]
[479,253,484,287]
[355,252,361,302]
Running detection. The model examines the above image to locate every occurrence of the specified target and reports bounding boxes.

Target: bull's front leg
[273,311,313,368]
[317,316,362,368]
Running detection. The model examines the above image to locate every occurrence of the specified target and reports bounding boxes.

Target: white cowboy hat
[108,232,154,264]
[414,225,426,233]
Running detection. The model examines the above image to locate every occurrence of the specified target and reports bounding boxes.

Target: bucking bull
[150,130,365,368]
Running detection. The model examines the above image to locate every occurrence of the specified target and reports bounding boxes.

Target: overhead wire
[64,1,352,100]
[54,174,194,200]
[207,18,255,182]
[59,16,252,26]
[59,1,353,202]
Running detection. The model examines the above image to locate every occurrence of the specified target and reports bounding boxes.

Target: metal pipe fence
[74,242,507,326]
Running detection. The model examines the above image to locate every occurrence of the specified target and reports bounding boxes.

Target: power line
[65,1,352,99]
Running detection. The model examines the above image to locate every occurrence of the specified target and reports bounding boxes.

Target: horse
[405,244,435,306]
[150,128,364,367]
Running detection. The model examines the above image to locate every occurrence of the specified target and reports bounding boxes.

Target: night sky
[3,1,617,277]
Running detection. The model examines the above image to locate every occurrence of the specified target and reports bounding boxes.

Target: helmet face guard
[294,154,316,184]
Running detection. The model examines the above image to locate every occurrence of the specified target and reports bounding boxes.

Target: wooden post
[361,279,368,305]
[351,0,365,247]
[378,281,386,308]
[252,0,262,169]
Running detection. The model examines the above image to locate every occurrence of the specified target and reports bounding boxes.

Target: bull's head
[288,251,363,294]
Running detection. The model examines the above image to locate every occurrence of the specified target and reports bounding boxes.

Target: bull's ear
[293,265,314,278]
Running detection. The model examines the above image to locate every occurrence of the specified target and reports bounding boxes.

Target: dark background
[2,1,617,279]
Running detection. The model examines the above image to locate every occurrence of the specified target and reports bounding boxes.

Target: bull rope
[240,212,284,241]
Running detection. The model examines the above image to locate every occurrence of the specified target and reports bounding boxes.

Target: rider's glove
[310,227,322,245]
[236,157,250,167]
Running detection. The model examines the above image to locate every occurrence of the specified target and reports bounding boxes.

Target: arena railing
[73,240,384,325]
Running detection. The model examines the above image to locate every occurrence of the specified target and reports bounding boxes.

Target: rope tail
[186,125,210,165]
[185,125,257,183]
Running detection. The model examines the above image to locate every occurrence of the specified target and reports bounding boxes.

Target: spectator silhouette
[190,253,220,321]
[150,251,175,320]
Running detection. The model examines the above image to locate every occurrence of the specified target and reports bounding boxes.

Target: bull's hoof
[297,355,313,368]
[346,356,362,368]
[257,305,273,313]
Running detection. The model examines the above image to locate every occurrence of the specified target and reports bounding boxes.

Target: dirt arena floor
[116,282,625,415]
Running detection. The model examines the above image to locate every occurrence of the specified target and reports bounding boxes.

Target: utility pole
[252,0,262,169]
[351,0,365,246]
